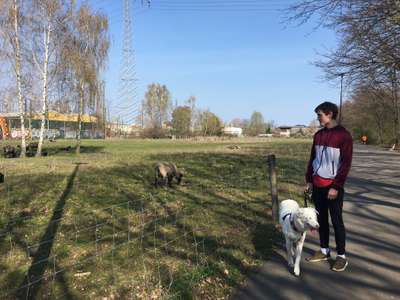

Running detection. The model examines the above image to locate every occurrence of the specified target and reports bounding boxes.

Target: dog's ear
[313,208,319,215]
[295,209,306,225]
[294,211,305,227]
[297,208,305,218]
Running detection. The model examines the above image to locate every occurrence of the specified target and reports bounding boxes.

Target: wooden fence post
[267,154,279,223]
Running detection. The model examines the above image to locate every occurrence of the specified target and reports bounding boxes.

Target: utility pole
[141,103,144,128]
[99,80,106,139]
[117,0,139,125]
[107,109,111,137]
[117,115,120,138]
[103,103,107,139]
[339,73,345,125]
[391,66,399,146]
[267,154,279,223]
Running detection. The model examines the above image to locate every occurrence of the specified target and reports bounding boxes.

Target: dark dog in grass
[154,162,183,187]
[3,143,48,158]
[28,142,38,150]
[61,146,72,152]
[26,142,38,157]
[0,172,4,183]
[3,145,17,158]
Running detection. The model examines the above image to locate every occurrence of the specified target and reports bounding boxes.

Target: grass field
[0,138,311,299]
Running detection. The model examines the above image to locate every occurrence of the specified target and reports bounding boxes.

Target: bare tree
[185,95,196,133]
[143,83,172,131]
[230,118,243,128]
[288,0,400,146]
[171,105,191,138]
[341,85,393,144]
[62,4,109,154]
[197,109,222,136]
[247,111,266,136]
[0,0,28,156]
[29,0,73,156]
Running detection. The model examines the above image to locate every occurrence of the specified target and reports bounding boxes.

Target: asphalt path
[232,144,400,300]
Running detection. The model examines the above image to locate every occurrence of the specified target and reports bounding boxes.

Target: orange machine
[0,117,9,139]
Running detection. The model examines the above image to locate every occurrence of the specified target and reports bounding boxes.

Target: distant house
[278,126,292,137]
[108,123,141,137]
[275,125,318,138]
[293,124,320,136]
[290,125,307,134]
[223,126,243,137]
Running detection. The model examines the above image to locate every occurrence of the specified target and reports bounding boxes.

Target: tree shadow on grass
[1,147,308,299]
[16,164,80,300]
[47,145,105,156]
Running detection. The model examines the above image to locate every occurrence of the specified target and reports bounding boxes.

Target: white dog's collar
[282,213,300,232]
[282,213,291,221]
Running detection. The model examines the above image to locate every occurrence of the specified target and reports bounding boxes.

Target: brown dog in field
[154,162,183,187]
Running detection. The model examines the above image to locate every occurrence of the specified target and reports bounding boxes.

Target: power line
[91,0,295,126]
[91,0,293,15]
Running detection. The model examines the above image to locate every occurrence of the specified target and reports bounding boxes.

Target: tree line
[288,0,400,147]
[140,83,274,138]
[0,0,109,155]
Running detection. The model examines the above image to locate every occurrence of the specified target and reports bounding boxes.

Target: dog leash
[304,190,312,208]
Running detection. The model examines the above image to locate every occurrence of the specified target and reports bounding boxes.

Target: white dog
[279,199,319,276]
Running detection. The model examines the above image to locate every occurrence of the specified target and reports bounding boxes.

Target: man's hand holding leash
[305,182,312,193]
[305,183,337,200]
[327,188,338,200]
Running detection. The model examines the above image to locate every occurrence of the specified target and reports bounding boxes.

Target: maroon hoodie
[306,125,353,190]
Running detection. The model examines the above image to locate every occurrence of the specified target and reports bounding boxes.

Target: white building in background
[278,126,292,137]
[107,123,141,137]
[275,125,318,137]
[223,126,243,137]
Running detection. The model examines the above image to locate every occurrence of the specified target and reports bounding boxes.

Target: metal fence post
[267,154,279,223]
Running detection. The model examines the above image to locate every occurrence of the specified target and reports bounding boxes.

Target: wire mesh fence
[0,140,310,299]
[1,192,219,299]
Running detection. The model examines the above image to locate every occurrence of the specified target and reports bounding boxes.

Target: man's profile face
[316,110,332,127]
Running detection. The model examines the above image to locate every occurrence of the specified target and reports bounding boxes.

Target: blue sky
[89,0,342,126]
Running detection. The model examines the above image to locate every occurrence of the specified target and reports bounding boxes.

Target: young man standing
[305,101,353,272]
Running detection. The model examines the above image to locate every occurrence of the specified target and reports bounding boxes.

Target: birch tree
[29,0,73,156]
[0,0,28,156]
[185,95,196,133]
[62,4,109,154]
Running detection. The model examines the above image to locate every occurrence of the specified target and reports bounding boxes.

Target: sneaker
[306,250,331,262]
[332,256,348,272]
